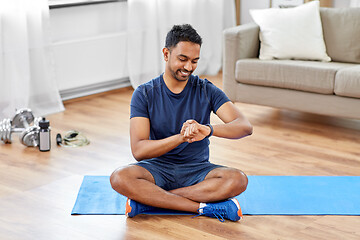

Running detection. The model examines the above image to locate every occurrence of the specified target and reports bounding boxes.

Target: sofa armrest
[223,23,260,101]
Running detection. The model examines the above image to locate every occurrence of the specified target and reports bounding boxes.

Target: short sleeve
[206,81,230,113]
[130,86,149,119]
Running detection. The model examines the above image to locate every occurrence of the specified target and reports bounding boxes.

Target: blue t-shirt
[130,74,230,164]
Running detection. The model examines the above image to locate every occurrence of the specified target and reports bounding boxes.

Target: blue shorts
[134,158,224,191]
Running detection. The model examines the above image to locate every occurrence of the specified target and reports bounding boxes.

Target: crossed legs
[110,165,248,213]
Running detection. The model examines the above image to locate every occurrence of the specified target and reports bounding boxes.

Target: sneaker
[197,198,243,222]
[125,198,156,217]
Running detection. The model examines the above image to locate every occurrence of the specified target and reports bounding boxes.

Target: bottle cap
[39,117,50,128]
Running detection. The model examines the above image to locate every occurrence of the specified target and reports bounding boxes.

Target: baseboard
[60,77,131,101]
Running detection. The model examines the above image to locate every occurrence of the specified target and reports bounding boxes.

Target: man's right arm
[130,117,187,161]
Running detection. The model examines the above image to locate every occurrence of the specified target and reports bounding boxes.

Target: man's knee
[110,167,129,194]
[234,170,248,193]
[110,165,155,196]
[225,169,248,196]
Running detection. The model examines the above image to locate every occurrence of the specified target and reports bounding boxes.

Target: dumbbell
[0,118,12,143]
[14,109,41,147]
[0,108,40,146]
[0,108,34,143]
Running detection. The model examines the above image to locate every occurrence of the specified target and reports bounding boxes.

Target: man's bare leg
[110,166,247,213]
[110,165,199,213]
[169,167,248,203]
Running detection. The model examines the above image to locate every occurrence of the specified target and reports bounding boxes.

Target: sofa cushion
[235,59,354,94]
[320,7,360,64]
[334,66,360,98]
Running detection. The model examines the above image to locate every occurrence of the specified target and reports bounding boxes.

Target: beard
[170,68,193,82]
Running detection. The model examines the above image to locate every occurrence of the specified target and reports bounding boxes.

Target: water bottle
[39,117,51,152]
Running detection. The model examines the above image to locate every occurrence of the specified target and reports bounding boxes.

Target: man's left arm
[181,101,252,143]
[211,101,253,139]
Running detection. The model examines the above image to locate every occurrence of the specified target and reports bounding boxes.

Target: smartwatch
[205,124,213,138]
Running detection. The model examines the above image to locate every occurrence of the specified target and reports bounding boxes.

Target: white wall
[50,2,130,99]
[240,0,270,25]
[333,0,351,7]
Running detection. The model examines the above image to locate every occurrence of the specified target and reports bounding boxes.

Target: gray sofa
[223,7,360,120]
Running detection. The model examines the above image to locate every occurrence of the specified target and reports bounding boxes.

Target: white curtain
[127,0,236,88]
[0,0,64,119]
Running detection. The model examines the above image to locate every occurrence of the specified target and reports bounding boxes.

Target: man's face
[164,41,200,82]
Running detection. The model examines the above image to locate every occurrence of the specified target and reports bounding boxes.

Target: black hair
[165,24,202,50]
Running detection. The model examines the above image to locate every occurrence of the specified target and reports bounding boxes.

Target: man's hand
[180,120,211,143]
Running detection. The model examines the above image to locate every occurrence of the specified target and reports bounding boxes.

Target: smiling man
[110,24,253,222]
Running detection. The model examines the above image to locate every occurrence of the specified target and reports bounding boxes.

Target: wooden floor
[0,74,360,239]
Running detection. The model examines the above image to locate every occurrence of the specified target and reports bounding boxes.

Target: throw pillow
[250,1,331,62]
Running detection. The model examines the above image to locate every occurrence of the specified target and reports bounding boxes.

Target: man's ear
[163,47,170,61]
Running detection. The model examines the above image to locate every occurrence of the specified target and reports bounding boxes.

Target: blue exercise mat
[71,175,360,215]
